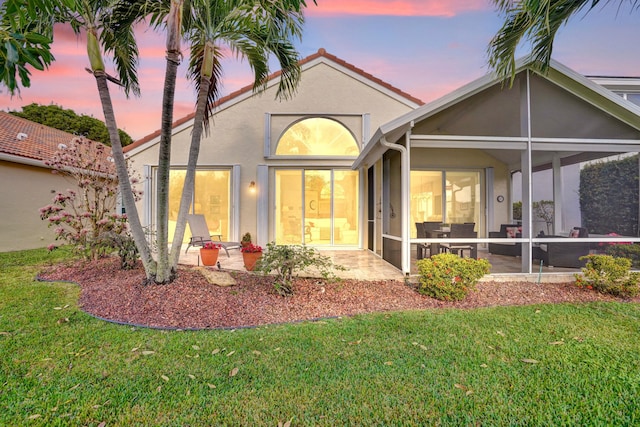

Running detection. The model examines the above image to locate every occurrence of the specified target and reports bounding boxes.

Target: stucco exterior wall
[0,161,77,251]
[128,60,416,242]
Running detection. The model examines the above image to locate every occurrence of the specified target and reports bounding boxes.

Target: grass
[1,248,640,425]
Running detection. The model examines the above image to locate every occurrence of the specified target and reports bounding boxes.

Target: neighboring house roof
[1,111,75,165]
[354,58,640,169]
[0,111,109,168]
[124,48,424,155]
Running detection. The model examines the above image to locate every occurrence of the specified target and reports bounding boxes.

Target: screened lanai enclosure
[355,60,640,275]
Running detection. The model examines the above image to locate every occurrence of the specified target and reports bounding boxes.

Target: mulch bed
[37,257,636,330]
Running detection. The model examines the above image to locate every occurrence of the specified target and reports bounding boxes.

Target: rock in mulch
[194,267,236,287]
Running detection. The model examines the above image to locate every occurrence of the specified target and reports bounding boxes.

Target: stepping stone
[195,267,236,287]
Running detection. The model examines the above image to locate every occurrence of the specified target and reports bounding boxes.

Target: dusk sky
[3,0,640,140]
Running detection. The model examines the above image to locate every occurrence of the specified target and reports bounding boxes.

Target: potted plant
[241,243,263,271]
[200,241,222,266]
[241,232,252,248]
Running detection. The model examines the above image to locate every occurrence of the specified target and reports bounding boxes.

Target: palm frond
[488,0,604,83]
[100,18,140,96]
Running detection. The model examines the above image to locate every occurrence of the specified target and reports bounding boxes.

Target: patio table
[427,227,450,257]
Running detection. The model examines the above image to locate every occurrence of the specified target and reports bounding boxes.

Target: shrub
[605,243,640,269]
[512,201,522,221]
[416,253,491,301]
[39,137,142,261]
[254,242,345,296]
[97,231,138,270]
[575,254,640,298]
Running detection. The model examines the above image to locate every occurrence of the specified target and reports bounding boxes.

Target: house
[124,48,422,249]
[0,112,95,251]
[125,50,640,276]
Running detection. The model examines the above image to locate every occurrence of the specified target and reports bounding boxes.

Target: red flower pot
[200,248,219,266]
[242,251,262,271]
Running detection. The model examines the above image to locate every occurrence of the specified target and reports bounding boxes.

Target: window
[165,169,231,243]
[275,117,359,156]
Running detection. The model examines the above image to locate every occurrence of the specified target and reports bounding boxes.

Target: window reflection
[276,118,359,156]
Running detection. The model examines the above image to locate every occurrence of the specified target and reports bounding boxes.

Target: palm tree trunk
[87,26,157,281]
[94,71,157,280]
[169,74,211,269]
[155,0,183,283]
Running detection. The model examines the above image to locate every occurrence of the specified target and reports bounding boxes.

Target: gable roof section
[354,58,640,169]
[0,111,81,166]
[124,48,424,155]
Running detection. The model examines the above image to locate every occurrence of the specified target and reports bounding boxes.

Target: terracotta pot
[242,251,262,271]
[200,248,219,266]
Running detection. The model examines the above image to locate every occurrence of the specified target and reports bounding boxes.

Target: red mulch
[37,257,637,329]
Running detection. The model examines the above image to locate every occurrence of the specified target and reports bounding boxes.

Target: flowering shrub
[39,137,142,262]
[202,242,222,250]
[241,243,262,253]
[575,254,640,298]
[416,253,491,301]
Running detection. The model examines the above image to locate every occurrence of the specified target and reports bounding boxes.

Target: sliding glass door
[275,169,359,245]
[166,169,231,243]
[410,170,482,237]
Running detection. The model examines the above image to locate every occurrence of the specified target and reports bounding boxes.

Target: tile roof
[125,48,424,152]
[0,111,84,164]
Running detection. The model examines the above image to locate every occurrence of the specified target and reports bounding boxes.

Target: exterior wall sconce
[249,181,256,193]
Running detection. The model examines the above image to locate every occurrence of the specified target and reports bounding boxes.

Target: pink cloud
[307,0,489,17]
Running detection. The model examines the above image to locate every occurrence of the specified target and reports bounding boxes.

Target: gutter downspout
[380,135,410,275]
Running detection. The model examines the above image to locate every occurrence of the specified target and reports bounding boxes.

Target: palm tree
[168,0,308,269]
[2,0,314,284]
[488,0,640,82]
[2,0,158,280]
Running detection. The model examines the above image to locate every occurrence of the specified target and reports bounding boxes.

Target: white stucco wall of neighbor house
[126,56,418,243]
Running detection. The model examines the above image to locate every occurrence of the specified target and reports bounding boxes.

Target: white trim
[411,138,528,151]
[532,143,640,152]
[358,167,365,249]
[531,137,640,145]
[143,165,152,228]
[0,153,49,168]
[256,165,269,247]
[264,113,271,158]
[486,167,494,233]
[552,156,563,233]
[232,165,240,242]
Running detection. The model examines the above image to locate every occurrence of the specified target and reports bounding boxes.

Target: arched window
[275,117,359,156]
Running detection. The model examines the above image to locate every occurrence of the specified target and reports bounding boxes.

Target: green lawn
[2,248,640,426]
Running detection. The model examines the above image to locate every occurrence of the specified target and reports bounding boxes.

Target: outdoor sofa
[488,224,522,257]
[532,227,590,268]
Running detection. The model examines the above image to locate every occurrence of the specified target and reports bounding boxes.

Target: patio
[179,245,578,283]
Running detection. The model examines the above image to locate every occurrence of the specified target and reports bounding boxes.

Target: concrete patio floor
[178,245,578,283]
[179,247,406,281]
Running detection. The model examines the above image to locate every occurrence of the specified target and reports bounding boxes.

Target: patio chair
[185,214,241,257]
[439,223,477,258]
[416,222,427,259]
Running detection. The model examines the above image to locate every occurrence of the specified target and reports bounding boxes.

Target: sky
[3,0,640,140]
